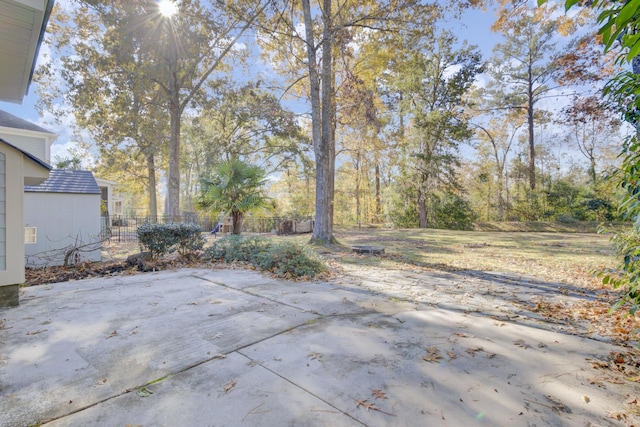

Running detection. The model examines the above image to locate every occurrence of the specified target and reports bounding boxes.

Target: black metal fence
[101,214,314,243]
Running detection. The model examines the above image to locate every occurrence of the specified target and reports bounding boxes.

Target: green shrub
[203,236,326,278]
[173,224,206,257]
[137,223,205,259]
[203,235,271,263]
[254,241,327,278]
[431,194,476,230]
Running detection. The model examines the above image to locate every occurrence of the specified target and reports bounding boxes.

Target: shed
[24,169,102,267]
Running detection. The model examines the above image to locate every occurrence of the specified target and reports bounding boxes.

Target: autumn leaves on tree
[35,0,628,241]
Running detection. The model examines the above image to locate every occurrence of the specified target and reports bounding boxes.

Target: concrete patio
[1,267,638,426]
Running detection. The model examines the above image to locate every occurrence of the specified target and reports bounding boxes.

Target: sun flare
[158,0,178,17]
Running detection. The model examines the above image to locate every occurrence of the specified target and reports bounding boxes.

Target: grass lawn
[273,226,617,289]
[100,223,618,289]
[85,225,640,344]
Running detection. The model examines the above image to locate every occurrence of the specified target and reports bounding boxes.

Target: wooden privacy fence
[101,214,314,243]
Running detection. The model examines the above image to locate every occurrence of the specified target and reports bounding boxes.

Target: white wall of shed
[24,192,102,266]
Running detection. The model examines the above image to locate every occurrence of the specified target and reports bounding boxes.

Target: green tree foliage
[197,160,269,235]
[53,155,82,170]
[394,31,483,228]
[180,80,306,212]
[256,0,443,244]
[38,0,267,218]
[489,8,560,191]
[36,1,169,216]
[268,162,315,218]
[561,95,621,185]
[471,111,526,221]
[539,0,640,313]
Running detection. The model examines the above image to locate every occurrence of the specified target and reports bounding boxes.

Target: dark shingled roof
[0,109,55,134]
[25,169,101,195]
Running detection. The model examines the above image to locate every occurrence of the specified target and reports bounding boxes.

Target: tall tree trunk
[146,153,158,221]
[375,162,381,222]
[232,210,243,235]
[355,154,361,225]
[167,42,181,219]
[497,176,505,221]
[418,187,428,228]
[304,0,336,245]
[486,177,492,221]
[167,105,181,219]
[588,153,597,185]
[496,162,505,221]
[527,63,536,191]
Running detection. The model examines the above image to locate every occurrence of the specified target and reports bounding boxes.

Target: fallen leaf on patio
[447,351,457,360]
[364,401,379,411]
[307,352,323,361]
[625,395,639,405]
[608,411,627,421]
[583,395,590,403]
[544,395,571,414]
[613,353,626,364]
[224,380,236,393]
[210,353,227,360]
[372,389,387,400]
[355,399,396,416]
[136,386,153,397]
[26,329,47,335]
[465,346,483,357]
[513,339,530,349]
[106,330,118,339]
[187,302,198,305]
[423,347,442,363]
[453,332,469,338]
[590,359,609,369]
